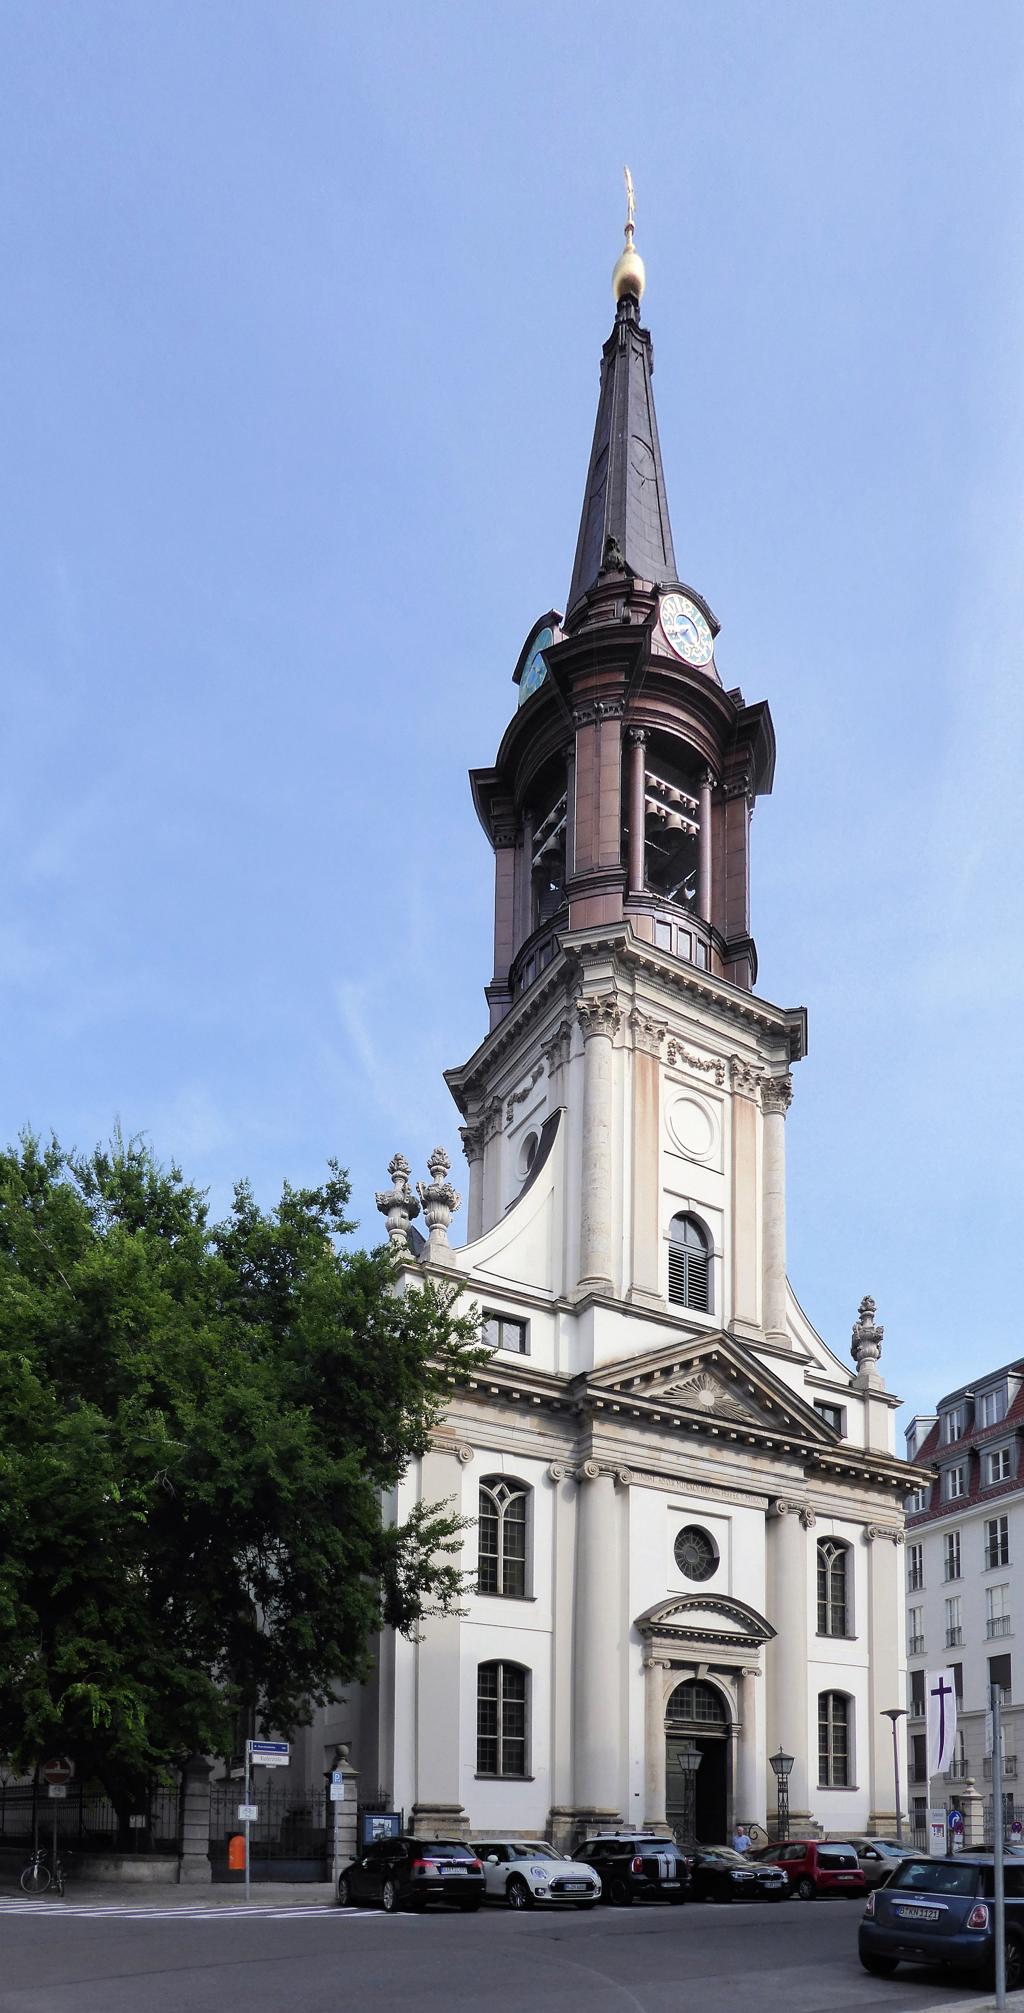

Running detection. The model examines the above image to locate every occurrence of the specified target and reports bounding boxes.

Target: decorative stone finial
[851,1295,884,1372]
[375,1152,421,1247]
[417,1146,461,1246]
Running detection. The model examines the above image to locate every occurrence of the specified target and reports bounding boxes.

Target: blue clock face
[660,593,714,668]
[518,627,553,705]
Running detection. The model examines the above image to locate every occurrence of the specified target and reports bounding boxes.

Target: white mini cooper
[474,1838,602,1910]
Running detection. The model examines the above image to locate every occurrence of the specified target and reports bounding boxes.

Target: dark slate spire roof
[567,290,677,614]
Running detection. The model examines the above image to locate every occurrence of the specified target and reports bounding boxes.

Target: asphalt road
[0,1894,988,2013]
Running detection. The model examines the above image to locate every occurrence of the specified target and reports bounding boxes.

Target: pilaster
[411,1443,471,1836]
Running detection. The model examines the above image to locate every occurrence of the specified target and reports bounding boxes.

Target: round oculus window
[674,1525,719,1582]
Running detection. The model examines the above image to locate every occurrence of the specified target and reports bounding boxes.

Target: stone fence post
[328,1746,359,1888]
[178,1753,213,1884]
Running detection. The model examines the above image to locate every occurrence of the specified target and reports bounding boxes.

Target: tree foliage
[0,1133,483,1793]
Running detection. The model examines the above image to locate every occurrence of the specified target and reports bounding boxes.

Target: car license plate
[895,1905,940,1922]
[661,1879,680,1888]
[563,1881,587,1892]
[440,1866,466,1876]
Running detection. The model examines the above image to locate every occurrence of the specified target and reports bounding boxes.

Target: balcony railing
[986,1552,1011,1571]
[908,1635,925,1655]
[907,1575,924,1592]
[946,1626,964,1646]
[987,1616,1013,1639]
[984,1754,1018,1778]
[945,1760,970,1781]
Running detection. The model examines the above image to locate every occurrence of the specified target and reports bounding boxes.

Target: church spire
[566,171,677,616]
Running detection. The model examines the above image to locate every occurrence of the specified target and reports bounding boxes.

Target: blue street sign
[246,1740,289,1761]
[948,1810,964,1832]
[331,1770,343,1784]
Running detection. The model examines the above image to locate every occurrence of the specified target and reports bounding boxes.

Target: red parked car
[754,1839,866,1900]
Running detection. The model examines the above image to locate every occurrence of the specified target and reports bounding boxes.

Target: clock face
[518,627,553,706]
[660,593,714,668]
[674,1525,719,1583]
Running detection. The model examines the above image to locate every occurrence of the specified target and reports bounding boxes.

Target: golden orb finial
[612,163,646,304]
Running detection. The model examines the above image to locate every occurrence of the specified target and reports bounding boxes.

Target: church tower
[342,191,919,1849]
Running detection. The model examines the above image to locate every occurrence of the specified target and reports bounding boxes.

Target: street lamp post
[881,1708,907,1845]
[769,1748,794,1842]
[677,1741,703,1852]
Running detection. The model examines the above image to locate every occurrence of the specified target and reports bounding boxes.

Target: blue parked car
[859,1853,1024,1990]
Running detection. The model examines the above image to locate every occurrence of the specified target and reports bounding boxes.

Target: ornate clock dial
[518,627,553,706]
[660,592,714,668]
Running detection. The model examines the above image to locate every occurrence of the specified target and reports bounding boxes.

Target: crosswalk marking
[0,1902,386,1922]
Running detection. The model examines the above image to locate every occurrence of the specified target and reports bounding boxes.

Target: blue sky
[2,1,1023,1428]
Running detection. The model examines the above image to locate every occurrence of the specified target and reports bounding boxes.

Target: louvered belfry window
[668,1213,712,1312]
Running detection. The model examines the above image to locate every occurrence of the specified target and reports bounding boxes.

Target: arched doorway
[665,1679,730,1844]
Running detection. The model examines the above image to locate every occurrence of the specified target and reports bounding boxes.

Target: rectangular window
[817,1692,850,1788]
[944,1531,961,1581]
[943,1406,965,1444]
[907,1542,924,1591]
[482,1313,529,1355]
[476,1662,527,1777]
[944,1465,966,1502]
[986,1516,1010,1569]
[909,1668,926,1717]
[906,1487,927,1514]
[989,1652,1012,1706]
[980,1387,1008,1427]
[814,1400,846,1435]
[987,1447,1012,1486]
[945,1594,963,1646]
[987,1584,1012,1639]
[911,1733,927,1783]
[908,1605,924,1656]
[950,1661,964,1705]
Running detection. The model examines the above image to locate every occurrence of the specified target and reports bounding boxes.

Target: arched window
[477,1661,528,1777]
[668,1213,712,1312]
[818,1691,852,1787]
[816,1538,850,1637]
[477,1479,529,1598]
[665,1679,727,1731]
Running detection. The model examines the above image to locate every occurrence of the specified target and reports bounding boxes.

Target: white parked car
[474,1838,601,1910]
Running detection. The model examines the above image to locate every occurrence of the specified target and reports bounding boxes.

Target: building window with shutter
[907,1543,924,1592]
[816,1539,850,1636]
[818,1692,852,1788]
[944,1531,962,1581]
[910,1668,926,1717]
[667,1213,713,1313]
[477,1479,529,1597]
[476,1661,529,1777]
[945,1594,963,1647]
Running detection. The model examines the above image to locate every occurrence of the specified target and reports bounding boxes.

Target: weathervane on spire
[612,164,646,305]
[624,164,636,235]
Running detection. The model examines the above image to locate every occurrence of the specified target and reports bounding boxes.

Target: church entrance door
[664,1680,730,1845]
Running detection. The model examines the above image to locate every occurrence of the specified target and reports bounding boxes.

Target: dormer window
[980,1386,1009,1428]
[944,1464,966,1502]
[943,1405,966,1445]
[987,1446,1013,1486]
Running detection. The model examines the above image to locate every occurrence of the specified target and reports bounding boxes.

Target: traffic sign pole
[993,1683,1006,2011]
[244,1747,251,1905]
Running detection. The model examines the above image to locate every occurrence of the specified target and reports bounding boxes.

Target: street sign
[948,1809,964,1831]
[238,1804,259,1823]
[986,1709,995,1758]
[47,1784,67,1800]
[246,1740,289,1768]
[330,1783,346,1802]
[129,1815,146,1830]
[42,1757,74,1786]
[330,1770,343,1785]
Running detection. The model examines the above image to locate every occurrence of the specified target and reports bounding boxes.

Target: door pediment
[577,1332,838,1448]
[636,1592,775,1651]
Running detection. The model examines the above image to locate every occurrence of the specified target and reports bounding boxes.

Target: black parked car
[690,1846,788,1903]
[859,1853,1024,1989]
[572,1833,691,1905]
[337,1835,485,1913]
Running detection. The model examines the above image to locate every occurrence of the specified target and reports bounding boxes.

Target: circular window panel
[674,1525,719,1582]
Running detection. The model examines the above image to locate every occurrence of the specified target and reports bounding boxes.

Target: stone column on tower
[766,1500,813,1828]
[575,995,621,1295]
[627,729,647,894]
[761,1073,793,1344]
[572,1463,624,1822]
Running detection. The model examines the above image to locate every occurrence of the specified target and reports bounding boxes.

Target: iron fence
[209,1780,329,1883]
[0,1781,181,1854]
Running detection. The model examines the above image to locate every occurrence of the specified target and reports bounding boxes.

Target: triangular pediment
[578,1331,839,1448]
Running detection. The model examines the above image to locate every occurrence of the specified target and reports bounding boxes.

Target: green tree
[0,1132,482,1805]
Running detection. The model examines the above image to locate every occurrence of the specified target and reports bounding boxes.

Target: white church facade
[311,211,919,1846]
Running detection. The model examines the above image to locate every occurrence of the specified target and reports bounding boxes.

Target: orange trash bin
[227,1834,246,1872]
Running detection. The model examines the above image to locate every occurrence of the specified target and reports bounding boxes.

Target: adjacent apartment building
[905,1361,1024,1837]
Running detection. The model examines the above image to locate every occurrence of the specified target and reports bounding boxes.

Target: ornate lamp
[769,1747,794,1842]
[677,1739,703,1851]
[881,1708,907,1844]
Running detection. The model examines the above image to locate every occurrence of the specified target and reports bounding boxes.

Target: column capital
[459,1121,485,1166]
[729,1054,764,1099]
[629,1008,667,1055]
[576,993,622,1042]
[864,1523,905,1546]
[627,726,648,748]
[761,1072,794,1117]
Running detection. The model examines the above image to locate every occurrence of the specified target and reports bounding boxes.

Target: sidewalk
[3,1880,337,1909]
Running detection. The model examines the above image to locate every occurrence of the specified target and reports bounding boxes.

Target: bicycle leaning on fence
[19,1844,67,1897]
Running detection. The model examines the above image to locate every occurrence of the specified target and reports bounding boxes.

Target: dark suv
[337,1835,484,1913]
[572,1833,691,1905]
[859,1853,1024,1989]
